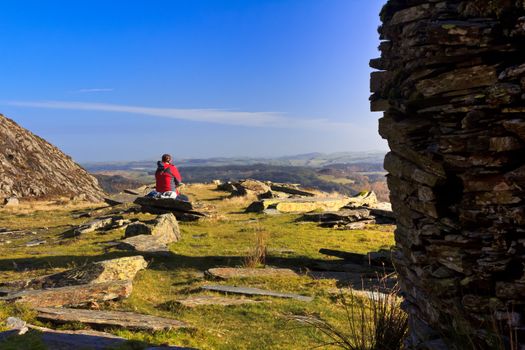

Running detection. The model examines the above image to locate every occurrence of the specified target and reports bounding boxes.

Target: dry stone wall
[371,1,525,348]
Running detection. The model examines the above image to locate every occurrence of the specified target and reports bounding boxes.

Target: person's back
[155,154,182,197]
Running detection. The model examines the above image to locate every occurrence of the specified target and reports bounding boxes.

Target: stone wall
[370,1,525,348]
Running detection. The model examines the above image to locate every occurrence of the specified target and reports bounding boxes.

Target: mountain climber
[148,154,188,201]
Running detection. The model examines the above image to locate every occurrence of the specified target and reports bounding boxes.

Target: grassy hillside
[0,184,395,349]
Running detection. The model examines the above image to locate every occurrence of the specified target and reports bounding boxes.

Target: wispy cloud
[72,88,114,93]
[2,100,357,131]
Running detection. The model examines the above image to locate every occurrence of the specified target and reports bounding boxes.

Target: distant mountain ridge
[83,151,387,172]
[0,114,105,201]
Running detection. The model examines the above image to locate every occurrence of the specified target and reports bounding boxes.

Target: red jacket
[155,161,182,193]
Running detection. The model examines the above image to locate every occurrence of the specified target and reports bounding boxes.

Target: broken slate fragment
[174,295,263,308]
[201,285,313,302]
[205,267,299,280]
[35,307,189,331]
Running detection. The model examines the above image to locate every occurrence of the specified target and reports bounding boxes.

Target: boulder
[124,213,180,244]
[0,256,147,291]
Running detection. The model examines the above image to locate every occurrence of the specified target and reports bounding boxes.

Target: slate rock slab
[174,295,263,308]
[0,327,193,350]
[134,197,194,212]
[1,280,133,307]
[206,267,299,280]
[36,307,189,331]
[270,184,315,197]
[125,213,180,244]
[0,256,147,291]
[246,197,350,213]
[201,285,313,302]
[118,235,171,255]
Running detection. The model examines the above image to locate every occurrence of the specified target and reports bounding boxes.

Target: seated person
[148,154,188,201]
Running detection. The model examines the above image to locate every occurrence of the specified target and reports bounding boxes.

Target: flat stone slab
[1,280,132,307]
[206,267,299,280]
[201,285,313,302]
[174,295,263,308]
[270,184,315,197]
[36,307,189,331]
[246,197,351,213]
[301,209,372,223]
[118,235,170,254]
[0,256,147,291]
[0,327,193,350]
[134,197,194,212]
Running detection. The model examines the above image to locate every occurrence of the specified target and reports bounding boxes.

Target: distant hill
[89,156,390,201]
[83,151,386,172]
[0,114,105,202]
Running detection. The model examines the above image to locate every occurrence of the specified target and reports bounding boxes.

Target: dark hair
[161,154,172,163]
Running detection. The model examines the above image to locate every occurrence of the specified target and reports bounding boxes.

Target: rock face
[0,114,105,202]
[372,1,525,348]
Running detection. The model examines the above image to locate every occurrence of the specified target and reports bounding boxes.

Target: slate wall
[370,1,525,348]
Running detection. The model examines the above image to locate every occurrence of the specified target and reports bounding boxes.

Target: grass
[0,183,395,349]
[288,278,407,350]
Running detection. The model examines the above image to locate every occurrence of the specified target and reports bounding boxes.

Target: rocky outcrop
[372,1,525,348]
[0,114,105,202]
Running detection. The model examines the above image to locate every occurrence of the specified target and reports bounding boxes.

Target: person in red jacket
[153,154,186,200]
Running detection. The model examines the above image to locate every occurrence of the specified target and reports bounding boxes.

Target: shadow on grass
[0,251,393,290]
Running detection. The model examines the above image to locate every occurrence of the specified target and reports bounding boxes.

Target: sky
[0,0,387,162]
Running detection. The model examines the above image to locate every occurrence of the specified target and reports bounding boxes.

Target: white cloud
[2,100,359,131]
[72,88,114,93]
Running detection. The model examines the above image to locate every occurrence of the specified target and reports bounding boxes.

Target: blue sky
[0,0,387,162]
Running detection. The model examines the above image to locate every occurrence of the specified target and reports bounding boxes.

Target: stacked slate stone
[371,1,525,349]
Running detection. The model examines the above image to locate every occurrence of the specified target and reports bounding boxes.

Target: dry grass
[242,226,270,268]
[1,200,102,214]
[290,280,407,350]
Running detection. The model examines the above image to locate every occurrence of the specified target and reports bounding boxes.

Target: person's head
[161,154,172,163]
